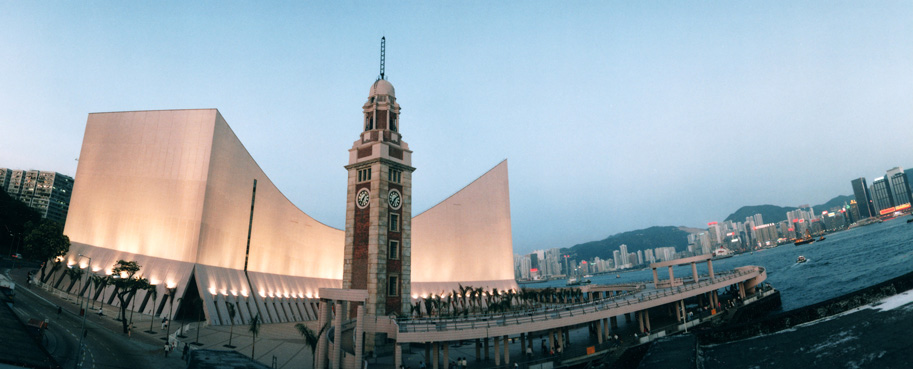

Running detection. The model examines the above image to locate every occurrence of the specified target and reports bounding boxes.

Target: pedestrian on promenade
[161,317,168,330]
[164,344,170,357]
[182,343,189,360]
[57,306,62,317]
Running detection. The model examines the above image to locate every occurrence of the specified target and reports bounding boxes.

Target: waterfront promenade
[5,255,769,369]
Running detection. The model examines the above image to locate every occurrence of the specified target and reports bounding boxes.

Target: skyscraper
[850,177,876,218]
[886,167,912,207]
[871,176,894,213]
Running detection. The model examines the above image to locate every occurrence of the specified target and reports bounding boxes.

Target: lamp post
[75,254,91,369]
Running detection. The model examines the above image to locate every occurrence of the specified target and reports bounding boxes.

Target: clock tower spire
[343,38,414,342]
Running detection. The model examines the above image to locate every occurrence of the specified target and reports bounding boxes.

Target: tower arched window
[390,114,397,132]
[365,116,374,131]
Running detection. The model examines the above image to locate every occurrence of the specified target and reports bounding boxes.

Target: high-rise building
[887,167,912,208]
[871,177,894,212]
[851,177,876,218]
[1,168,74,225]
[619,244,629,266]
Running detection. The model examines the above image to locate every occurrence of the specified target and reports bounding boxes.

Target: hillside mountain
[723,195,854,224]
[565,226,692,262]
[724,204,796,224]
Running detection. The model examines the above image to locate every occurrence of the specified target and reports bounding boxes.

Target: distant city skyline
[2,2,911,254]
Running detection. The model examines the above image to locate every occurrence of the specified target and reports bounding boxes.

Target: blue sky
[2,2,911,255]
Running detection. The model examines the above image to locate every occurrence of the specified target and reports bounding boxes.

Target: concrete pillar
[603,318,610,341]
[596,319,603,343]
[645,310,652,331]
[674,302,681,322]
[610,316,618,329]
[549,330,555,351]
[739,282,746,299]
[503,335,510,365]
[475,339,481,361]
[316,301,329,369]
[713,291,719,309]
[433,342,439,369]
[484,338,489,360]
[520,333,526,356]
[637,311,644,332]
[708,260,715,279]
[443,343,449,369]
[494,337,501,366]
[331,301,344,369]
[691,262,698,283]
[652,268,658,285]
[668,266,675,285]
[395,344,403,369]
[354,305,365,368]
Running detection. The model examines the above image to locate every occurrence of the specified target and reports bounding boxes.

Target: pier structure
[316,264,767,368]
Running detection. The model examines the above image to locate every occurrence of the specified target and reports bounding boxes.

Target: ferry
[566,277,591,286]
[794,229,815,246]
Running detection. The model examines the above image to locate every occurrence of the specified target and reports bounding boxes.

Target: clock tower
[343,38,414,326]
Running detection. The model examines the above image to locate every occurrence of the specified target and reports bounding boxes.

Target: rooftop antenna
[379,36,386,80]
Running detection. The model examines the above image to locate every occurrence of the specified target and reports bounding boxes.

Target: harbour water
[535,217,913,313]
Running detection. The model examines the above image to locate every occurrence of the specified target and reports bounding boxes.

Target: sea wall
[698,268,913,344]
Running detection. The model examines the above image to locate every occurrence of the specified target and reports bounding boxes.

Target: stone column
[354,305,364,368]
[494,337,501,366]
[637,311,644,332]
[668,266,674,285]
[443,343,449,369]
[395,343,403,369]
[652,268,658,285]
[691,262,698,283]
[433,342,439,369]
[484,338,489,360]
[425,344,431,367]
[520,333,526,356]
[503,335,510,365]
[708,260,715,279]
[674,302,681,322]
[596,319,603,344]
[739,282,746,299]
[645,310,651,331]
[316,301,329,369]
[475,339,481,361]
[603,318,610,341]
[331,301,344,369]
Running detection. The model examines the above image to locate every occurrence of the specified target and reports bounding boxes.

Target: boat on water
[794,229,815,246]
[817,236,826,242]
[907,216,913,223]
[797,255,807,263]
[566,277,592,286]
[616,274,621,278]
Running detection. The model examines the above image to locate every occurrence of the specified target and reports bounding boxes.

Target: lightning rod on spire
[380,37,386,80]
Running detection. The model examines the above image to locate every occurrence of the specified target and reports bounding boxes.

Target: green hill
[565,226,692,261]
[723,195,854,224]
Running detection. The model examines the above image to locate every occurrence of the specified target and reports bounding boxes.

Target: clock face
[356,189,370,209]
[388,189,402,210]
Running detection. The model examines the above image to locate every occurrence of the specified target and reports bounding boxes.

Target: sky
[1,2,911,255]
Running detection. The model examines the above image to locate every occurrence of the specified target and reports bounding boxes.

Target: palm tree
[249,313,262,361]
[295,322,329,367]
[111,260,149,334]
[145,285,158,333]
[224,302,237,348]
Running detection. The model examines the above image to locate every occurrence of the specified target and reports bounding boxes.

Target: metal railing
[396,266,763,333]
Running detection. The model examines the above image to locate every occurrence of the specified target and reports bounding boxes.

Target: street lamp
[75,254,91,369]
